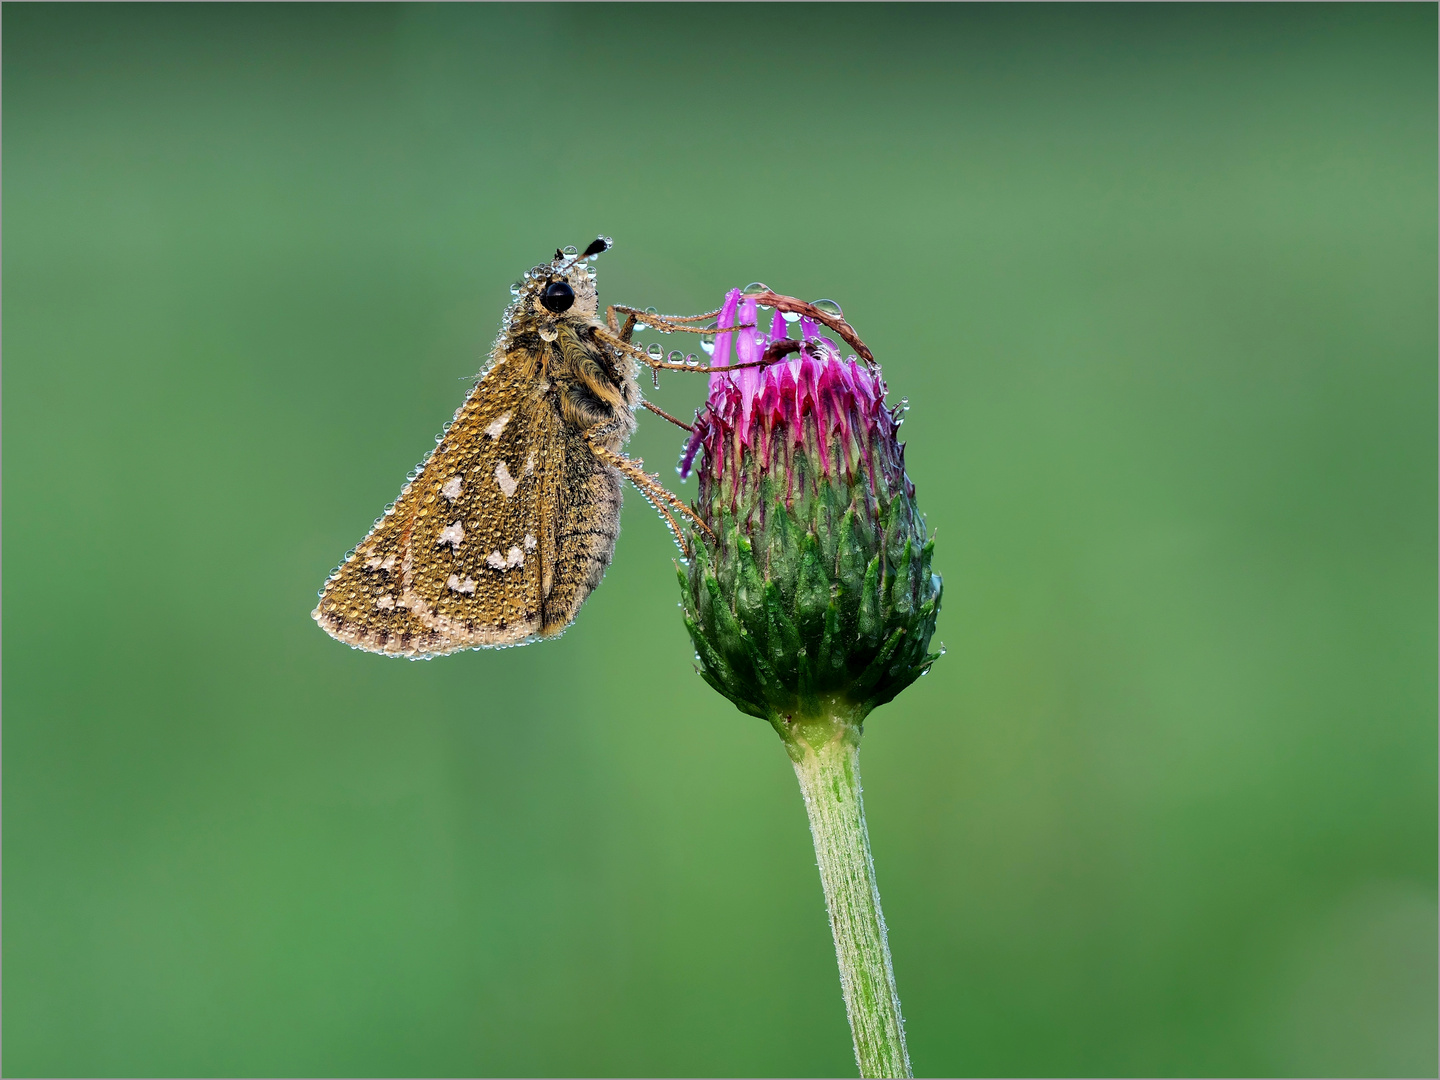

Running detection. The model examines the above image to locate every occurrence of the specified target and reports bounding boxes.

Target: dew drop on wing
[813,298,843,317]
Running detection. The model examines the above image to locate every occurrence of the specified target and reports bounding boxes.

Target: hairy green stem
[783,715,911,1078]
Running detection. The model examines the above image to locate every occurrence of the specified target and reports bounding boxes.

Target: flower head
[678,289,942,737]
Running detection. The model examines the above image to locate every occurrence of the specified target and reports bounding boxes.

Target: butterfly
[312,238,731,658]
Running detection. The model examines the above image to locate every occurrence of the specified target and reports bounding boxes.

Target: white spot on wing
[494,462,519,498]
[486,412,512,440]
[486,546,525,572]
[446,574,477,595]
[376,594,395,610]
[436,520,465,549]
[364,553,397,574]
[523,533,537,551]
[440,476,463,502]
[523,451,536,476]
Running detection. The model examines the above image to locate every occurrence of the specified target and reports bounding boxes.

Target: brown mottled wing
[314,347,566,657]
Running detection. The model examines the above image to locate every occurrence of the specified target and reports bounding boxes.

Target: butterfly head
[507,236,611,333]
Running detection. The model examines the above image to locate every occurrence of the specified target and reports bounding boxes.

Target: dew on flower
[782,311,801,323]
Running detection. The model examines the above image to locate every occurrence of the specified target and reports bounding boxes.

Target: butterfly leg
[605,305,639,343]
[640,400,693,432]
[595,326,773,377]
[587,437,714,551]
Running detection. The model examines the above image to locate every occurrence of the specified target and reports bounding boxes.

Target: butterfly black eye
[541,280,575,313]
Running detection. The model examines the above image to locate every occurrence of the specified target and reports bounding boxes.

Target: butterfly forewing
[314,349,559,656]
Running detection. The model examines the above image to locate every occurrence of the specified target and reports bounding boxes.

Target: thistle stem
[786,719,912,1078]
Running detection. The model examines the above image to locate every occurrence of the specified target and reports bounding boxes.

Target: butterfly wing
[314,347,562,657]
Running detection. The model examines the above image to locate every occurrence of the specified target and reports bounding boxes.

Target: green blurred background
[4,4,1436,1076]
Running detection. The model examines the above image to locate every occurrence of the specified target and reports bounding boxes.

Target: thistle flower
[678,288,943,739]
[676,287,942,1079]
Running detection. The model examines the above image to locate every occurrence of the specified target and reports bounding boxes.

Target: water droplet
[938,643,948,656]
[812,298,843,317]
[563,245,578,256]
[603,236,613,246]
[646,343,664,359]
[539,325,558,341]
[668,350,684,363]
[700,333,716,354]
[510,282,523,296]
[742,282,770,297]
[645,306,658,315]
[685,353,699,366]
[781,311,801,324]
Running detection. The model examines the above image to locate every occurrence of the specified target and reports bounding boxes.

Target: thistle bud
[678,289,942,743]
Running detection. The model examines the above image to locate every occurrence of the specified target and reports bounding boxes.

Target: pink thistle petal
[708,288,741,384]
